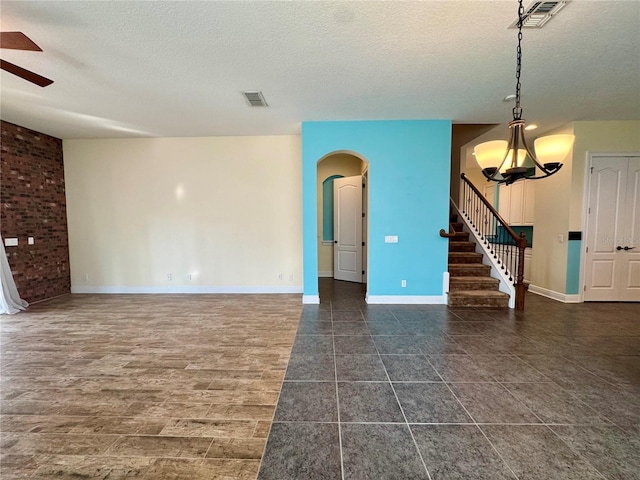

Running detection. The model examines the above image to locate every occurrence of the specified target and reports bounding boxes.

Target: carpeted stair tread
[449,241,476,252]
[449,290,508,298]
[448,264,491,276]
[448,290,510,307]
[448,252,483,264]
[452,234,470,242]
[449,276,500,291]
[446,214,509,308]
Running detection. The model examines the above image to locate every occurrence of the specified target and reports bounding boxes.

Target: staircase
[446,215,510,308]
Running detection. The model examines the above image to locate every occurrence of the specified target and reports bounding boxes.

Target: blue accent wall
[302,120,452,298]
[566,239,582,295]
[321,175,343,242]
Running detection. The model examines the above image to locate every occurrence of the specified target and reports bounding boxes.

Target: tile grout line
[509,355,623,428]
[427,356,522,480]
[375,341,433,480]
[497,379,614,426]
[543,424,609,480]
[495,363,610,480]
[331,302,346,480]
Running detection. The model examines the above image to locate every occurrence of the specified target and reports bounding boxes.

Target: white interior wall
[63,135,303,293]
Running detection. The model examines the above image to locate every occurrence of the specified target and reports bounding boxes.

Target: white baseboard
[528,284,582,303]
[71,286,303,294]
[365,295,446,305]
[302,294,320,304]
[318,271,334,278]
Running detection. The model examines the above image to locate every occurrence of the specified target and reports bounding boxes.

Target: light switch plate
[4,238,18,247]
[384,236,399,243]
[28,237,35,245]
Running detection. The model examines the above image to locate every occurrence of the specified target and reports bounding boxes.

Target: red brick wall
[1,121,71,303]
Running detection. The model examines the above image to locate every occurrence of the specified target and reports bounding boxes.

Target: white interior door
[620,157,640,300]
[334,175,363,283]
[585,156,640,301]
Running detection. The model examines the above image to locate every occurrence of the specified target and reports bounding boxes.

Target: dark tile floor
[258,279,640,480]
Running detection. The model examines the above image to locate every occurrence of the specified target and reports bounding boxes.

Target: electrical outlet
[186,273,192,281]
[278,273,283,280]
[401,280,407,287]
[167,273,172,281]
[289,274,294,281]
[84,273,89,282]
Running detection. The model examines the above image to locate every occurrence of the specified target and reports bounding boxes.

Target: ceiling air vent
[242,91,268,107]
[510,1,569,28]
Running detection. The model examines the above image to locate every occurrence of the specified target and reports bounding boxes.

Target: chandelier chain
[513,0,524,120]
[474,0,572,184]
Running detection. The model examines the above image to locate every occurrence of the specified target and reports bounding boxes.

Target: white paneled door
[334,175,363,283]
[584,156,640,301]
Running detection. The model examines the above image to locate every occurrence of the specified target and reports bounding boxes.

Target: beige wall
[531,120,640,295]
[462,165,487,192]
[64,135,303,292]
[569,120,640,229]
[451,124,499,202]
[529,124,575,293]
[316,154,364,275]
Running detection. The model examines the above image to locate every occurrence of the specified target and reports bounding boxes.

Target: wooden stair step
[449,241,476,252]
[450,222,464,232]
[448,290,510,308]
[448,263,491,277]
[449,276,500,291]
[448,252,483,264]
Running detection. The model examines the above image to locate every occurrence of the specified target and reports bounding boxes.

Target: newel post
[514,231,527,310]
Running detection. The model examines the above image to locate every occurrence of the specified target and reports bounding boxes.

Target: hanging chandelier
[474,0,575,185]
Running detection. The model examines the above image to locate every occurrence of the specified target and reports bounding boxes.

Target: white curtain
[0,236,28,314]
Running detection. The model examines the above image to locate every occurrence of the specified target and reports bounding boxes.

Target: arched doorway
[316,152,369,302]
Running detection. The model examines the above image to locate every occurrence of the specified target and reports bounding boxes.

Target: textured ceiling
[0,0,638,139]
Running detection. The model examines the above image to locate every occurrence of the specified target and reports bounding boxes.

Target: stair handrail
[459,173,528,310]
[439,227,457,238]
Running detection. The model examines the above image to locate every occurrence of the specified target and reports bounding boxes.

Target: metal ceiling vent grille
[242,91,268,107]
[510,1,569,28]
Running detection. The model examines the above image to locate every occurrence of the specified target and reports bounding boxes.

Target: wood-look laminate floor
[0,294,302,479]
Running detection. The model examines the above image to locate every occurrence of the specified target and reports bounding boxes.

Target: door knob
[624,246,635,251]
[334,240,338,244]
[616,246,623,250]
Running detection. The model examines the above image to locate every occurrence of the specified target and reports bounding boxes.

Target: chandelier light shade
[474,141,508,170]
[533,134,575,165]
[475,0,575,185]
[474,141,527,174]
[500,149,527,173]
